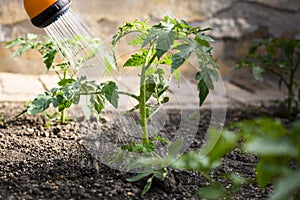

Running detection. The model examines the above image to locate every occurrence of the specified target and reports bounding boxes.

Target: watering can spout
[23,0,71,28]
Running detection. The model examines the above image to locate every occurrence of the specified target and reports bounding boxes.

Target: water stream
[45,9,108,80]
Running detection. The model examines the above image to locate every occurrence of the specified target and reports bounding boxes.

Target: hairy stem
[140,66,149,144]
[140,51,157,145]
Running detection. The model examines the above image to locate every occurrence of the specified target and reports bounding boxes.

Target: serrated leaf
[93,95,105,115]
[13,43,32,57]
[5,38,24,48]
[142,31,158,48]
[61,81,80,101]
[52,94,63,108]
[123,52,146,67]
[102,81,119,108]
[198,79,209,107]
[156,30,175,59]
[171,44,193,72]
[27,94,52,115]
[43,48,57,69]
[128,36,144,46]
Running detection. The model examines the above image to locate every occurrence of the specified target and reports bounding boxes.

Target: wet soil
[0,102,287,200]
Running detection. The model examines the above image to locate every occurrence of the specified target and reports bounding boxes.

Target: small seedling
[6,33,118,124]
[111,16,218,193]
[234,38,300,118]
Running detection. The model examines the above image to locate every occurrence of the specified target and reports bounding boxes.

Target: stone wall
[0,0,299,75]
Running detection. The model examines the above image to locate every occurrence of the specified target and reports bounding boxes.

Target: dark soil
[0,102,287,200]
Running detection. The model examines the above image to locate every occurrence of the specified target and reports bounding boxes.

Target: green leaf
[171,44,193,72]
[252,66,264,80]
[27,94,52,115]
[126,172,152,182]
[124,52,146,67]
[256,159,275,188]
[52,94,63,108]
[167,139,183,159]
[156,30,175,59]
[102,81,119,108]
[197,182,226,200]
[154,168,168,180]
[227,173,247,186]
[196,34,215,43]
[5,38,24,48]
[93,95,105,115]
[42,48,57,69]
[243,136,298,157]
[128,35,145,46]
[200,128,239,168]
[61,80,81,101]
[142,31,158,48]
[173,69,181,86]
[57,78,76,87]
[198,79,209,107]
[142,175,154,195]
[50,87,58,94]
[146,67,156,76]
[271,170,300,200]
[13,43,32,57]
[58,97,72,112]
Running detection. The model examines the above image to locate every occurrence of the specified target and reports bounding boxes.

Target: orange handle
[24,0,57,19]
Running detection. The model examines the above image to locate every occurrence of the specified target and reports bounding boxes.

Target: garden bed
[0,102,284,199]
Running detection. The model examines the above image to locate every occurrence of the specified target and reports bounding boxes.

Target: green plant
[235,38,300,117]
[111,16,218,193]
[173,118,300,199]
[6,33,118,124]
[112,16,218,149]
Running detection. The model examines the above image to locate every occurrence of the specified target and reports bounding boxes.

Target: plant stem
[77,91,140,102]
[117,91,141,101]
[287,58,296,118]
[61,109,65,124]
[140,52,157,145]
[140,65,149,144]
